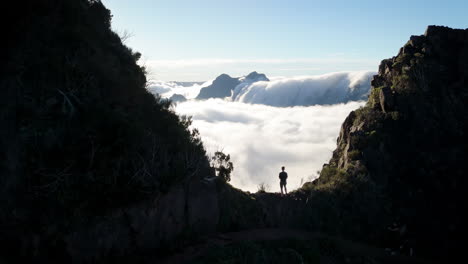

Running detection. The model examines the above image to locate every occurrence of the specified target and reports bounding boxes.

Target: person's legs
[284,184,287,194]
[280,182,285,195]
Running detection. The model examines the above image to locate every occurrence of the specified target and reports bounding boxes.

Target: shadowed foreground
[161,228,430,264]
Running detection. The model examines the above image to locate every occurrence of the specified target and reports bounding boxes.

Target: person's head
[281,166,285,171]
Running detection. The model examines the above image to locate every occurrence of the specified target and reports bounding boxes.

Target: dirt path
[159,228,429,264]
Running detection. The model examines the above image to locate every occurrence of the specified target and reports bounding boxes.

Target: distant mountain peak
[196,72,269,100]
[245,71,269,82]
[216,73,232,80]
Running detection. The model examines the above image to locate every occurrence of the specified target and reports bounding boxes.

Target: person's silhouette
[279,166,288,195]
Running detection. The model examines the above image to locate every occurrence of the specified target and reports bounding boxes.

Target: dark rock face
[63,177,219,263]
[378,86,393,113]
[0,0,215,262]
[195,71,268,100]
[313,26,468,260]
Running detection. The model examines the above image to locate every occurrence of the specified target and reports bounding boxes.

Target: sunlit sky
[102,0,467,81]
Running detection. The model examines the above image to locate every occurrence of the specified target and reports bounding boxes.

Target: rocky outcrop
[311,26,468,260]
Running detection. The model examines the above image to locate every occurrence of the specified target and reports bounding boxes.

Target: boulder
[379,86,394,113]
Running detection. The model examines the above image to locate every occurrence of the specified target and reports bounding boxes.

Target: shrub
[257,182,269,193]
[348,150,361,160]
[211,151,234,182]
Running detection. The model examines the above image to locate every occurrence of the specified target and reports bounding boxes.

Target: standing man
[279,166,288,195]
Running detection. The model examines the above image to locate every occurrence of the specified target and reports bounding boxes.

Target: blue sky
[102,0,467,81]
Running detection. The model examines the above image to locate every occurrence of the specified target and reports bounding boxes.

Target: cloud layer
[231,71,374,106]
[175,99,365,192]
[147,80,212,99]
[150,71,375,107]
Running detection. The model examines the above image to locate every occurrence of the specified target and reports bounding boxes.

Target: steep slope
[0,0,215,262]
[306,25,468,260]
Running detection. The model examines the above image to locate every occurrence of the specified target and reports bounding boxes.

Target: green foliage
[347,150,361,160]
[392,53,411,69]
[211,151,234,182]
[368,86,382,108]
[353,106,385,128]
[315,166,346,187]
[391,73,411,92]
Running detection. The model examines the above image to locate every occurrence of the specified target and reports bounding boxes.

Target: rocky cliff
[309,25,468,260]
[0,0,218,262]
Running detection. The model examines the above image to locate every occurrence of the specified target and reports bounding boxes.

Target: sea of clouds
[148,72,372,192]
[175,99,365,192]
[147,80,212,99]
[150,71,374,107]
[231,71,374,107]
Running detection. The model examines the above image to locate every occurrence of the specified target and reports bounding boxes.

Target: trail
[159,228,430,264]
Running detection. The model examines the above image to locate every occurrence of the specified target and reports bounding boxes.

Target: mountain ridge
[303,25,468,260]
[2,1,466,261]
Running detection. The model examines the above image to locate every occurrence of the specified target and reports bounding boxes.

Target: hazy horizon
[102,0,467,81]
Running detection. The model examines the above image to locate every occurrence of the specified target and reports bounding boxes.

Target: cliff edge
[309,25,468,260]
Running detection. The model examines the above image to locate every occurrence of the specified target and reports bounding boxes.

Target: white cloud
[150,71,375,107]
[147,71,372,192]
[175,99,365,192]
[231,71,375,106]
[147,80,213,99]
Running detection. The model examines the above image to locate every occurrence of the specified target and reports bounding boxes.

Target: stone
[379,86,394,113]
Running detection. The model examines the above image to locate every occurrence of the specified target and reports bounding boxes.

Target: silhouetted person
[279,166,288,195]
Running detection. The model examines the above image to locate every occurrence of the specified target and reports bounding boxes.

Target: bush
[348,150,361,160]
[211,151,234,182]
[257,182,269,193]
